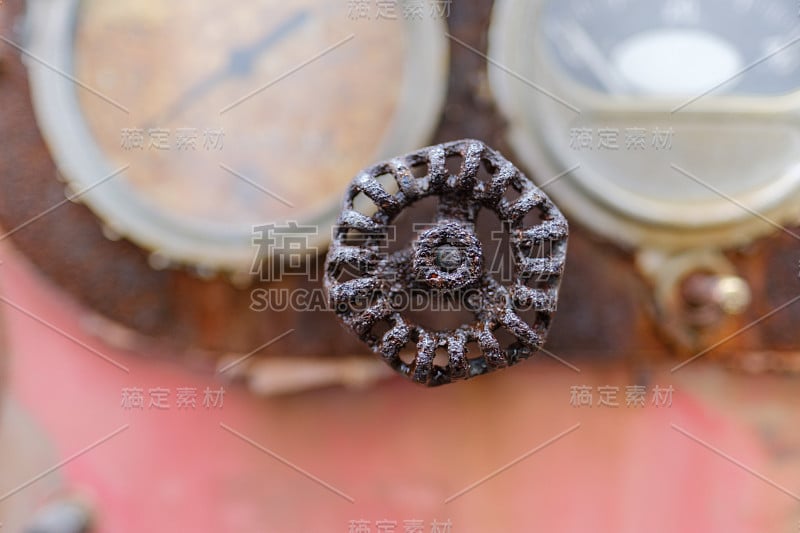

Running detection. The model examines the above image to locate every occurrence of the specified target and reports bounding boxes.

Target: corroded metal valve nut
[412,222,483,290]
[324,140,569,386]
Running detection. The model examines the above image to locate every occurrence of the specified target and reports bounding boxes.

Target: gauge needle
[146,10,310,126]
[558,19,631,95]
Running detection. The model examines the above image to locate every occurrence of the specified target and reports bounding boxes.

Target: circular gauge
[24,0,447,272]
[489,0,800,250]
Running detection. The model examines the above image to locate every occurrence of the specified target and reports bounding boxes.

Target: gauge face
[541,0,800,97]
[27,0,447,270]
[489,0,800,250]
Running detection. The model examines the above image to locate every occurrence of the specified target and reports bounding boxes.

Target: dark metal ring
[324,140,569,386]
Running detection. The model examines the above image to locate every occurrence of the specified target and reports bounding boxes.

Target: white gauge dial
[490,0,800,250]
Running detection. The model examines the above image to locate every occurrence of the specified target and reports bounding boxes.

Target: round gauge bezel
[24,0,450,272]
[488,0,800,251]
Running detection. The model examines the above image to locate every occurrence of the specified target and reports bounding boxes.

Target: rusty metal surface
[325,140,567,385]
[0,0,797,368]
